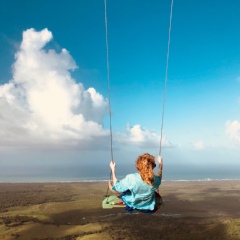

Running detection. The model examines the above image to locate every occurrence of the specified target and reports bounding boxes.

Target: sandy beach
[0,180,240,240]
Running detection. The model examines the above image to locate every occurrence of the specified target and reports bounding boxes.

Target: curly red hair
[136,153,156,185]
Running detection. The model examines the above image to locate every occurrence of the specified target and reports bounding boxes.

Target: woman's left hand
[109,161,116,171]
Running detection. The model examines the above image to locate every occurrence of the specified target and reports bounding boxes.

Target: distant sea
[0,163,239,183]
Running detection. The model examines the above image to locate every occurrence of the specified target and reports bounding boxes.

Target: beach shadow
[2,181,240,239]
[4,194,240,240]
[159,181,240,219]
[47,207,125,225]
[103,213,239,240]
[5,213,239,240]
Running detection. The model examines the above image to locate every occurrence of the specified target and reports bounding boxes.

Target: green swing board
[102,195,126,209]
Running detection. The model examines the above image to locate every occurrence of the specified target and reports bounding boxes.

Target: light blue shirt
[112,173,161,210]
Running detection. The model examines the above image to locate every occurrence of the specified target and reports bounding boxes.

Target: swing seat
[102,195,126,209]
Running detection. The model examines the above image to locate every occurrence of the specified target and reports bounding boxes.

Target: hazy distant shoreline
[1,163,240,184]
[1,178,240,184]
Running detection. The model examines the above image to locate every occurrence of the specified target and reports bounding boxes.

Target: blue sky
[0,0,239,180]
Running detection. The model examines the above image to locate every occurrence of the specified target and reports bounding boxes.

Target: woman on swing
[109,153,163,214]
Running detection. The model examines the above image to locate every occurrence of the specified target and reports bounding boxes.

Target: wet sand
[0,181,240,240]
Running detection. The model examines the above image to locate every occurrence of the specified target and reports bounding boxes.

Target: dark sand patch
[0,181,240,239]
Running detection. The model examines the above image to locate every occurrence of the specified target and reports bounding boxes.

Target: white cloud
[226,120,240,144]
[0,28,109,148]
[0,28,174,152]
[116,123,173,148]
[191,140,205,150]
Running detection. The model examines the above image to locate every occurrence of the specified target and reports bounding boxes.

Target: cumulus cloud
[0,28,173,151]
[0,28,109,148]
[226,120,240,144]
[116,123,173,148]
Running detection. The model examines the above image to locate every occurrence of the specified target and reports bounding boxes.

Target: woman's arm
[157,156,163,180]
[109,161,131,192]
[109,161,117,186]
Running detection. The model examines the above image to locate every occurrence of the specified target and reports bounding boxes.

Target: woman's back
[112,173,161,210]
[109,153,163,213]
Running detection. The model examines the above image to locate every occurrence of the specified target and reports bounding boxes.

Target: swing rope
[104,0,174,199]
[104,0,114,163]
[159,0,174,156]
[104,0,113,199]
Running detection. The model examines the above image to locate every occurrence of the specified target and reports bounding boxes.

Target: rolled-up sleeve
[112,174,132,192]
[153,176,161,189]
